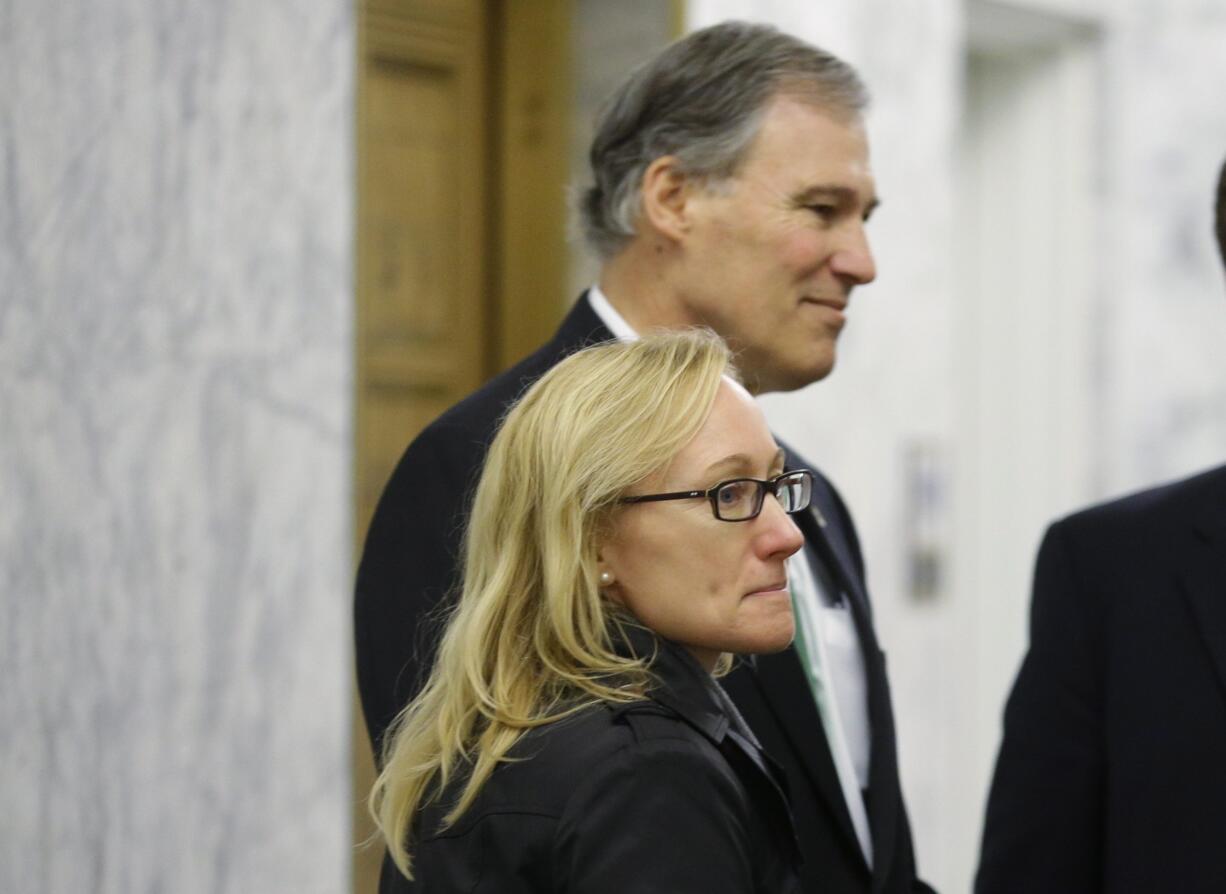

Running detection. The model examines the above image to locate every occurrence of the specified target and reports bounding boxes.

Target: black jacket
[383,628,802,893]
[976,464,1226,894]
[356,295,932,894]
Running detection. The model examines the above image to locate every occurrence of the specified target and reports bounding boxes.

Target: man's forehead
[757,92,868,142]
[741,97,873,179]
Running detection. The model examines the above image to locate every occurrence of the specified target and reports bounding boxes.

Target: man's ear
[640,155,696,243]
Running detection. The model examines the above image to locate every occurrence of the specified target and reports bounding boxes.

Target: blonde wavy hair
[369,329,735,879]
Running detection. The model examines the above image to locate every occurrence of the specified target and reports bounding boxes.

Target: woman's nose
[755,496,805,560]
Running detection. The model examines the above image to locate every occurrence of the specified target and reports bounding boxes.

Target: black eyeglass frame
[618,469,815,522]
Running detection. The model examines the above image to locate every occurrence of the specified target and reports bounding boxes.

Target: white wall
[0,3,354,892]
[684,1,1226,891]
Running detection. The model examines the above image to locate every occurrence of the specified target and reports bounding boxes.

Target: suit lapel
[805,490,874,625]
[1179,484,1226,708]
[788,460,903,891]
[749,643,863,853]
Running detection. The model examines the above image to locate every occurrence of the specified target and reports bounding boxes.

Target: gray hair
[580,21,869,259]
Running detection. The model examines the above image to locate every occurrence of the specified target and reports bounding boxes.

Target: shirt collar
[587,284,639,342]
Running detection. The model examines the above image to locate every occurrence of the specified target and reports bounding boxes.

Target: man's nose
[831,224,876,285]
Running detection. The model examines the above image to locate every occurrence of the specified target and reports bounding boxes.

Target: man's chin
[767,360,837,394]
[736,344,837,394]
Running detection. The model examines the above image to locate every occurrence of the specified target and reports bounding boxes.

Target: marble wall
[0,2,354,892]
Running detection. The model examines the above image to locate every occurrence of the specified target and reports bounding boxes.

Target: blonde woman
[371,331,814,893]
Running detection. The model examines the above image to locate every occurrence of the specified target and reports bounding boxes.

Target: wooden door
[354,4,488,891]
[353,1,569,890]
[357,0,489,523]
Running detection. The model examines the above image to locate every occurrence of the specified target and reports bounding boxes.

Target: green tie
[790,580,834,739]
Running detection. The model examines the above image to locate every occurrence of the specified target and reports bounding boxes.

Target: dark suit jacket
[356,294,932,894]
[976,464,1226,894]
[386,627,802,893]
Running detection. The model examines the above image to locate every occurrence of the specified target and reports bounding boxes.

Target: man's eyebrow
[795,185,881,218]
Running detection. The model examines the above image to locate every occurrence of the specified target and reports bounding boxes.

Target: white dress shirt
[788,548,874,864]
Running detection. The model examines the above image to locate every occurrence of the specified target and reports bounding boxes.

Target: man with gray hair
[358,21,935,893]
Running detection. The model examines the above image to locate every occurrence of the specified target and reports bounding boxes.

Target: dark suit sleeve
[354,420,485,754]
[975,520,1104,894]
[554,741,760,893]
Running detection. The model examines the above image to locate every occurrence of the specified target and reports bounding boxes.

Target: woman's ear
[594,548,623,604]
[594,551,615,586]
[639,155,695,244]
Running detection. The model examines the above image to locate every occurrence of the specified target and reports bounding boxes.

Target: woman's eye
[718,482,750,503]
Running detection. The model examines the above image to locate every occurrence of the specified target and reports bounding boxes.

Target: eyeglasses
[619,469,815,522]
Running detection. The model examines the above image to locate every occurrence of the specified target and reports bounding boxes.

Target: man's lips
[746,580,789,597]
[801,297,848,329]
[801,296,848,312]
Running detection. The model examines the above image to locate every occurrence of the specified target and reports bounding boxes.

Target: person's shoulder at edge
[1050,462,1226,540]
[1026,462,1226,625]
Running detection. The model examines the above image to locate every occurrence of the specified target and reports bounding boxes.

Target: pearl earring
[599,570,614,587]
